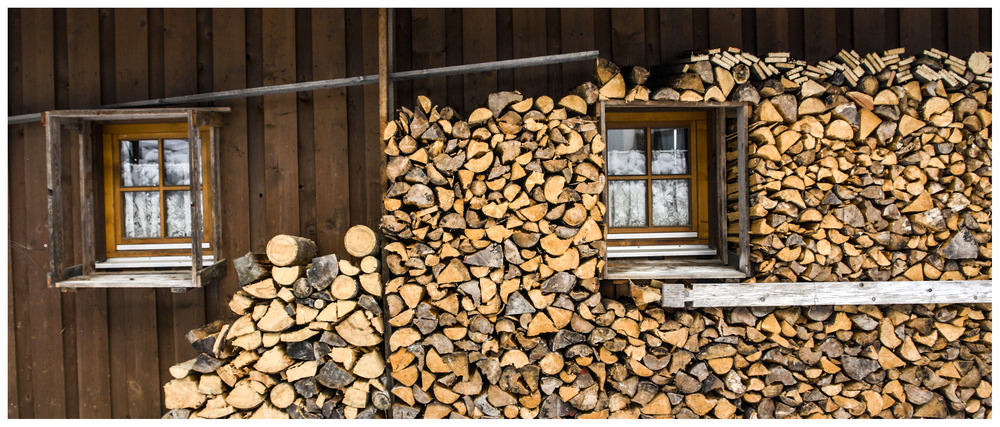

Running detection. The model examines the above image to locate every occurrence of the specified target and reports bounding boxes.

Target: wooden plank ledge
[661,280,993,307]
[606,259,746,280]
[55,271,196,289]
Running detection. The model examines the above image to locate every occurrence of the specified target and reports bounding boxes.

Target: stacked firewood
[611,283,993,419]
[379,92,608,418]
[600,47,993,282]
[163,229,389,419]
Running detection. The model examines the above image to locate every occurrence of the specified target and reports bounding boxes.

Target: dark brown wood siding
[7,8,992,418]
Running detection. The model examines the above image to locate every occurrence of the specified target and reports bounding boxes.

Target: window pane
[163,139,191,186]
[607,128,646,175]
[651,128,690,175]
[165,190,195,237]
[652,179,690,227]
[609,180,647,227]
[122,191,161,238]
[120,139,159,187]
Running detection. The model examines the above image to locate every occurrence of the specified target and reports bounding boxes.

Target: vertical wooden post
[736,104,750,275]
[187,110,204,284]
[378,8,394,132]
[79,120,96,276]
[45,113,65,286]
[377,9,395,418]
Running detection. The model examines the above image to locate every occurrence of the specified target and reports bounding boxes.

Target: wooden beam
[736,104,749,275]
[79,120,96,276]
[187,110,204,281]
[378,8,393,132]
[662,280,993,308]
[45,113,65,286]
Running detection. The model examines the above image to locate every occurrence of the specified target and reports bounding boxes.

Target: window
[606,110,711,255]
[101,123,214,262]
[600,102,750,280]
[43,108,227,289]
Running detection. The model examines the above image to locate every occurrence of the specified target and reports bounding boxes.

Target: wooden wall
[6,8,992,419]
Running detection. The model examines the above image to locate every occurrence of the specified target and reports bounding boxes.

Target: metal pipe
[9,50,599,125]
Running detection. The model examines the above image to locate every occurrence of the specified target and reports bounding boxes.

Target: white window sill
[607,244,717,258]
[605,258,746,280]
[95,255,215,270]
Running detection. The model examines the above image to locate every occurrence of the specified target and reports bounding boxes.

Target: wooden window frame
[605,111,710,246]
[43,108,229,290]
[101,123,214,258]
[599,101,751,280]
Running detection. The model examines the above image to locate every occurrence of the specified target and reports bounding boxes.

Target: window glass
[122,191,161,238]
[607,128,646,175]
[609,180,647,227]
[652,179,691,226]
[120,139,159,187]
[165,190,193,237]
[163,139,191,185]
[651,128,689,174]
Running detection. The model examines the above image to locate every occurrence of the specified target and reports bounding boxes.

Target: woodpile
[606,47,993,283]
[163,230,389,419]
[162,45,991,420]
[379,92,608,418]
[591,284,992,419]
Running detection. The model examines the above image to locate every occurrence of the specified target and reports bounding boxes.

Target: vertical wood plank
[160,9,206,396]
[362,8,382,229]
[212,8,249,318]
[660,8,693,61]
[610,8,644,67]
[312,8,351,256]
[978,9,991,50]
[245,8,267,252]
[295,9,318,243]
[544,9,561,97]
[853,9,886,54]
[643,8,661,65]
[787,8,804,59]
[52,14,81,416]
[740,8,757,54]
[803,9,837,62]
[410,8,447,106]
[709,9,742,51]
[756,9,790,53]
[561,8,595,92]
[930,9,948,51]
[7,9,30,417]
[495,8,514,91]
[146,9,164,101]
[884,9,900,49]
[345,9,368,228]
[462,8,497,115]
[392,8,413,109]
[691,9,709,51]
[98,9,116,105]
[262,8,299,237]
[947,9,978,57]
[196,9,213,98]
[512,8,547,98]
[593,8,612,59]
[835,9,853,52]
[112,8,163,418]
[444,9,464,112]
[21,8,69,418]
[899,9,932,54]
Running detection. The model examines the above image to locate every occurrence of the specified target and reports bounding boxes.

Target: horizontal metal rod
[8,50,599,125]
[391,50,599,81]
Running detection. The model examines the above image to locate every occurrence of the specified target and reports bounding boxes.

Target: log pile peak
[163,229,388,419]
